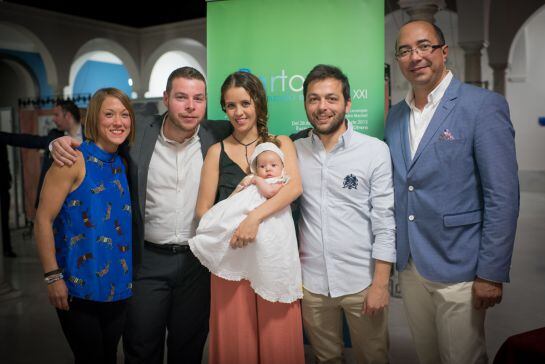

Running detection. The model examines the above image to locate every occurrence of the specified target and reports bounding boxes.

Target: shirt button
[408,215,415,221]
[408,185,414,192]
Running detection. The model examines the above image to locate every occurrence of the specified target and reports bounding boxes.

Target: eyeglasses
[395,44,444,59]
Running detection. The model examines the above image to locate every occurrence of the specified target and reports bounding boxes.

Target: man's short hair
[395,20,446,52]
[56,99,81,123]
[303,64,351,102]
[166,67,206,95]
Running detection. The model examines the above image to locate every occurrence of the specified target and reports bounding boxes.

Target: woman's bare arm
[34,153,84,310]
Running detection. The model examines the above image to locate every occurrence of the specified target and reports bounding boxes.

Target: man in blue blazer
[385,21,519,364]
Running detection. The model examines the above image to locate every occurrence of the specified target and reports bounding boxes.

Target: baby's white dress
[189,178,302,303]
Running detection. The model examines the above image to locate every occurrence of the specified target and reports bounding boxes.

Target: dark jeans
[123,243,210,364]
[56,297,128,364]
[1,189,13,253]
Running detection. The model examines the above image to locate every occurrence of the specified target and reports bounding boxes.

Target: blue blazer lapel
[409,78,461,171]
[399,105,411,170]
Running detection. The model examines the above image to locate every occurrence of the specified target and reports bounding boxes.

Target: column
[459,41,485,85]
[490,62,507,95]
[398,0,446,22]
[457,0,488,87]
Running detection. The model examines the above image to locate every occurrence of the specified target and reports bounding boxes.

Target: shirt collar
[405,70,453,109]
[66,123,83,142]
[160,113,200,145]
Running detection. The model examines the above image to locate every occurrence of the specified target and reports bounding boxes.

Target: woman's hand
[47,279,70,311]
[229,212,262,248]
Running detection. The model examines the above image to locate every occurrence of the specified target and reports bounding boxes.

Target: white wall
[506,6,545,171]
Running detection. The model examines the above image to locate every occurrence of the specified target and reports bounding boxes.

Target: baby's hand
[233,175,255,195]
[240,175,255,187]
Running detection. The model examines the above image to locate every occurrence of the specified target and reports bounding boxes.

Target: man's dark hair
[57,99,80,123]
[395,20,446,52]
[303,64,350,102]
[431,22,446,45]
[166,66,206,95]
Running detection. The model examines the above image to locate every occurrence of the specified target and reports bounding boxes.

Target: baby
[233,147,286,198]
[189,142,302,303]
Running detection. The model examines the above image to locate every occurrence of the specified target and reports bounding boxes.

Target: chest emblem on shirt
[342,174,358,190]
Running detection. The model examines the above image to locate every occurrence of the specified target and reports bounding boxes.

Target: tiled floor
[1,172,544,364]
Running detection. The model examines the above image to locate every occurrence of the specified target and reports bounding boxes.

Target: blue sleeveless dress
[53,140,132,302]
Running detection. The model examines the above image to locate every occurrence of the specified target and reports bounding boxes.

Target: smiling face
[95,96,131,152]
[163,77,207,136]
[304,77,351,136]
[396,21,448,92]
[223,86,257,134]
[255,151,283,179]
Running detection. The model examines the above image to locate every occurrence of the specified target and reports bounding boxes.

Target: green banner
[207,0,384,138]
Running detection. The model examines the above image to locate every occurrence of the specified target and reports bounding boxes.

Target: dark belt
[144,241,190,254]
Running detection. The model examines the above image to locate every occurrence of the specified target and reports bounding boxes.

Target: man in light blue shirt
[293,64,395,364]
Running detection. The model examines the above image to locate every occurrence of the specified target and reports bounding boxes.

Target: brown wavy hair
[220,71,277,145]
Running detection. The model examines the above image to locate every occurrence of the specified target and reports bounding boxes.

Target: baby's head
[250,142,285,179]
[255,151,283,178]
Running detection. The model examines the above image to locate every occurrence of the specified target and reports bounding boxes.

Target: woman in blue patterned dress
[34,88,135,364]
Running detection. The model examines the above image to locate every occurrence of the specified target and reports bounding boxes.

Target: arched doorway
[506,4,545,171]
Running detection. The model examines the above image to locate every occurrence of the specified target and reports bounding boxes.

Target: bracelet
[44,273,64,285]
[44,268,63,278]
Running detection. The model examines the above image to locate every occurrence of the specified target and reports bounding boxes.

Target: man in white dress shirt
[293,64,396,364]
[50,68,231,364]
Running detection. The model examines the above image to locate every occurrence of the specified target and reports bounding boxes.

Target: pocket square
[439,129,455,141]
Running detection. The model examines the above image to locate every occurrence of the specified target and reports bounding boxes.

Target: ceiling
[5,0,459,28]
[5,0,207,28]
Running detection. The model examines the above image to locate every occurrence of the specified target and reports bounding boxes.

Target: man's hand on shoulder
[51,136,81,167]
[472,277,503,310]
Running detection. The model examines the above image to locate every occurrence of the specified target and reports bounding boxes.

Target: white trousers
[399,260,488,364]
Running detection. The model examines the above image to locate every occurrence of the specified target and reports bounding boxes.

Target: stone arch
[0,54,40,98]
[66,38,140,98]
[488,0,545,71]
[142,38,206,97]
[505,3,545,171]
[506,3,545,78]
[0,21,58,92]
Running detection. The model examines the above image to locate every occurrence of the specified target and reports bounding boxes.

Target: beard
[309,111,346,136]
